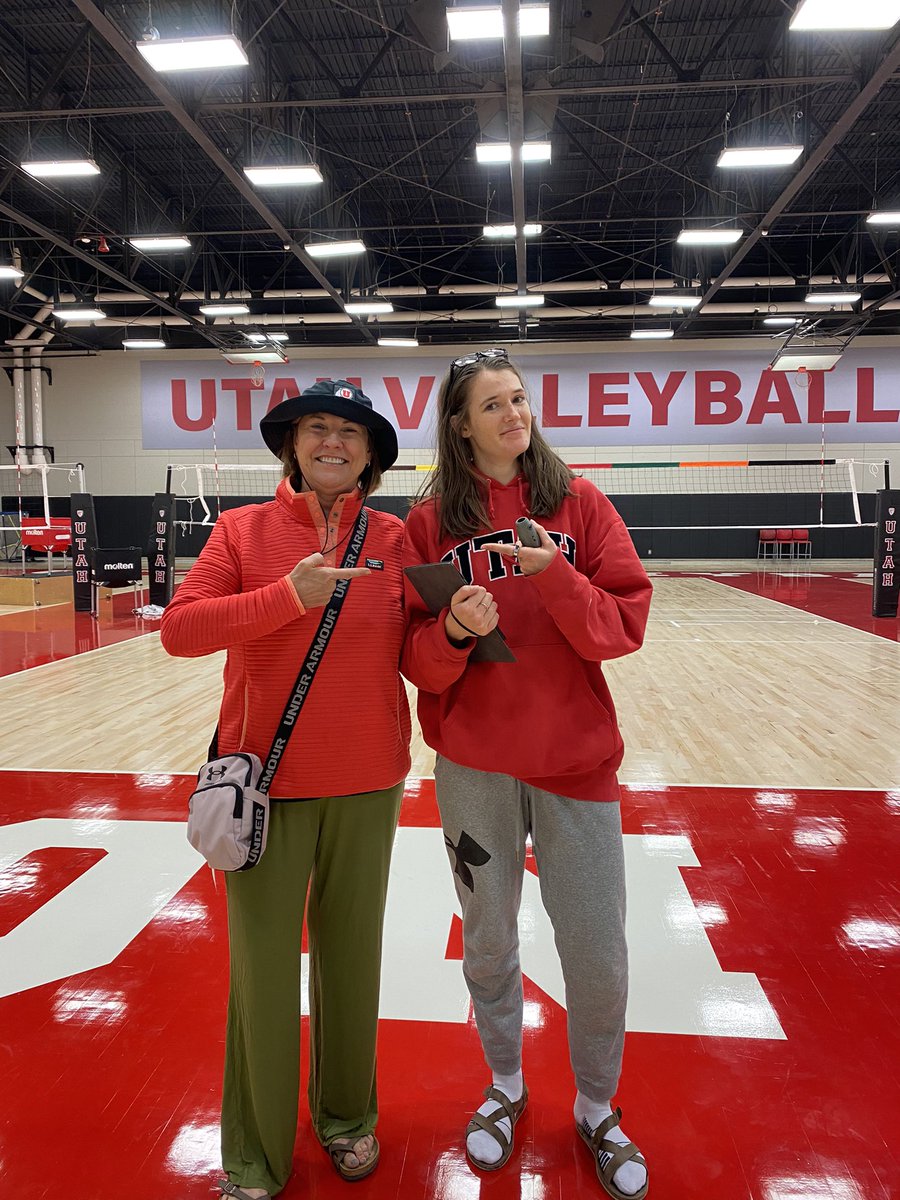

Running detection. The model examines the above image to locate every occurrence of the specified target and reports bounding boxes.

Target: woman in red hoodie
[402,349,652,1200]
[161,380,410,1199]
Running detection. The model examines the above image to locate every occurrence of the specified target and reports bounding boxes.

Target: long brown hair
[278,421,383,498]
[417,353,574,539]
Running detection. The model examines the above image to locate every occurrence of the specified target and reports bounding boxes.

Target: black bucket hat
[259,378,399,470]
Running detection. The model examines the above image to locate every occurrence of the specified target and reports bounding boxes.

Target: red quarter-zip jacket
[161,477,411,798]
[401,473,651,801]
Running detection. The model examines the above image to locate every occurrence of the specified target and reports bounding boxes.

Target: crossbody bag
[186,507,369,871]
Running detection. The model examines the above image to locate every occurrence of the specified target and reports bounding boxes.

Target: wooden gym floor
[1,559,898,1200]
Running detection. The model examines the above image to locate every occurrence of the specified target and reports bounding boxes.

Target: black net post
[70,494,97,613]
[148,493,176,607]
[872,490,900,618]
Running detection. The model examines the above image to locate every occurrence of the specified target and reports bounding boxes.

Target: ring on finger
[513,543,520,563]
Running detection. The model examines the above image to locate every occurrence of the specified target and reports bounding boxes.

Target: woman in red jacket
[402,349,652,1200]
[161,380,410,1199]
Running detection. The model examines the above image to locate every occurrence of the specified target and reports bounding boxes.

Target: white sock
[466,1070,523,1166]
[574,1094,647,1196]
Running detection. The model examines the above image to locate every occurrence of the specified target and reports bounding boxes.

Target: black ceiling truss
[0,0,898,353]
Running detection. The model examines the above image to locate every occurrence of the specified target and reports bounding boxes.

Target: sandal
[218,1182,271,1200]
[326,1134,380,1181]
[576,1107,649,1200]
[465,1084,529,1171]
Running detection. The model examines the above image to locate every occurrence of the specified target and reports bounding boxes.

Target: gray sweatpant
[434,754,628,1103]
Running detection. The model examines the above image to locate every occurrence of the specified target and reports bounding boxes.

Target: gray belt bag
[186,507,368,871]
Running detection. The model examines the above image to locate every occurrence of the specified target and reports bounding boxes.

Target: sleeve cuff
[281,573,306,616]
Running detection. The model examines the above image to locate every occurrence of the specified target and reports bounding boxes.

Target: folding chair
[792,529,811,559]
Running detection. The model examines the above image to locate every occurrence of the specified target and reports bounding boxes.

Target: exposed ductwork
[12,348,28,468]
[30,347,47,467]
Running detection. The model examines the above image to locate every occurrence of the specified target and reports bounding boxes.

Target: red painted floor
[0,591,153,676]
[3,771,898,1200]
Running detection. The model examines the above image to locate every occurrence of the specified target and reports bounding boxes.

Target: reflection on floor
[2,772,898,1200]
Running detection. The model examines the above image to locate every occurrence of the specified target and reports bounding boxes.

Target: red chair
[20,517,72,569]
[792,528,811,559]
[757,528,777,558]
[775,529,794,558]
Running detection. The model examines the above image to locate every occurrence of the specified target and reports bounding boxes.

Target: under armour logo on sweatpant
[444,830,491,892]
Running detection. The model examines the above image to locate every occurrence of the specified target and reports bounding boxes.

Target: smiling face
[292,411,370,502]
[458,367,533,476]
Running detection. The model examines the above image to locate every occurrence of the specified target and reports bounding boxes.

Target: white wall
[1,337,898,496]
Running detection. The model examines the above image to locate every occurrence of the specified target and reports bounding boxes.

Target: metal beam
[68,0,376,344]
[687,35,900,319]
[0,197,227,347]
[0,303,96,349]
[0,76,875,122]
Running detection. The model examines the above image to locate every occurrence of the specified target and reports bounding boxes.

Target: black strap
[256,506,368,794]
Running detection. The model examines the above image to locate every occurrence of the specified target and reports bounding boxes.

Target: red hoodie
[161,477,411,799]
[401,474,651,801]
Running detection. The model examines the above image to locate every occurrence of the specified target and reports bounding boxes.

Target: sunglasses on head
[448,347,509,384]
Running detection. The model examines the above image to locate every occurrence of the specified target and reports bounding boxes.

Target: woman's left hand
[482,521,557,576]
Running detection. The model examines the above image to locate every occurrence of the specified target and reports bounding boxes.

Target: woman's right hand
[445,584,498,642]
[289,552,371,609]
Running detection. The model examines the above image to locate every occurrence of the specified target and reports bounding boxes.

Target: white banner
[140,348,900,450]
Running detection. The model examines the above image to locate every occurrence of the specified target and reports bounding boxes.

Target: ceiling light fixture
[52,304,106,321]
[475,141,551,164]
[343,300,394,315]
[866,210,900,226]
[716,146,804,169]
[122,338,166,349]
[804,289,861,304]
[522,141,551,162]
[244,165,324,186]
[199,302,251,316]
[648,293,702,308]
[763,317,801,326]
[21,158,100,178]
[483,223,543,237]
[495,293,545,307]
[304,239,366,258]
[630,329,675,339]
[789,0,900,30]
[446,4,550,40]
[0,265,25,280]
[377,337,420,347]
[137,34,249,72]
[676,228,743,246]
[128,235,192,251]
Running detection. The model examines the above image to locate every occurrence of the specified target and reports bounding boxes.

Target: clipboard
[404,562,516,663]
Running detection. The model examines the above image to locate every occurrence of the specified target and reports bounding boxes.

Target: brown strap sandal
[576,1107,649,1200]
[326,1133,380,1181]
[465,1084,529,1171]
[218,1182,271,1200]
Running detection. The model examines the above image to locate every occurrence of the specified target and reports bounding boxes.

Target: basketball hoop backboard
[769,347,843,372]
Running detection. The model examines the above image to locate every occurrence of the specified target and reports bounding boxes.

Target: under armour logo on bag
[444,830,491,892]
[206,764,227,782]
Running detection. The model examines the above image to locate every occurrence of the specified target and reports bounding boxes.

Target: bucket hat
[259,379,398,470]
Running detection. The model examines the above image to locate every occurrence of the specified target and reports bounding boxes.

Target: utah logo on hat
[335,386,354,399]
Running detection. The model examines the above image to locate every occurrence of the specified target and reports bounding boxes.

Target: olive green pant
[221,783,403,1196]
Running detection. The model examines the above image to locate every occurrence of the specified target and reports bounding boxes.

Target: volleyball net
[166,457,888,532]
[0,458,86,527]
